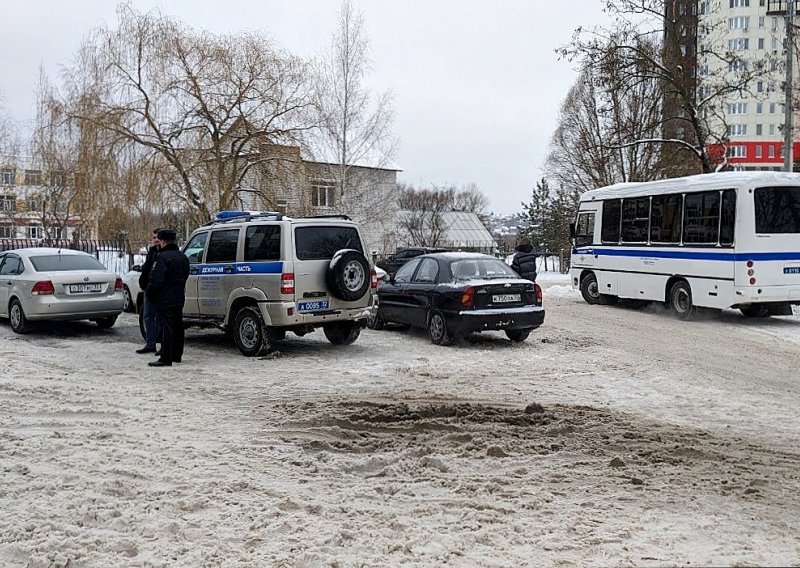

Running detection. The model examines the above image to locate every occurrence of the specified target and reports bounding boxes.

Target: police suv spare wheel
[327,249,370,301]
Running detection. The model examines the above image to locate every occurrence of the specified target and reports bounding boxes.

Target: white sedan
[0,248,124,333]
[121,264,144,313]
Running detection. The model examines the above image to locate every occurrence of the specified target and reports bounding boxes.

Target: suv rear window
[754,186,800,233]
[295,226,363,260]
[30,254,106,271]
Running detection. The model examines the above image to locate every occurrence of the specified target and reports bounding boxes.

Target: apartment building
[667,0,796,170]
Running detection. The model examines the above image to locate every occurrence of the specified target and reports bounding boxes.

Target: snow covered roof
[396,210,497,249]
[582,171,800,201]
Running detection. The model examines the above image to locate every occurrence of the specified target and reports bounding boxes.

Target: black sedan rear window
[451,258,518,280]
[30,254,106,272]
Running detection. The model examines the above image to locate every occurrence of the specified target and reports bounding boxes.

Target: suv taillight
[534,283,543,306]
[460,286,475,308]
[114,277,123,291]
[371,268,378,289]
[32,280,55,295]
[281,272,295,295]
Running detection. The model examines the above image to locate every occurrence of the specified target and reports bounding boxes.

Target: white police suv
[146,211,377,356]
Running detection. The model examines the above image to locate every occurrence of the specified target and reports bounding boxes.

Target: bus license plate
[492,294,520,303]
[69,283,101,293]
[298,300,329,312]
[784,266,800,274]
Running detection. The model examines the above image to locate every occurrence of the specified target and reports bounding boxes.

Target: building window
[757,102,763,113]
[769,145,776,158]
[0,194,16,212]
[1,168,14,186]
[726,145,747,158]
[310,182,335,208]
[26,225,43,239]
[729,0,750,6]
[729,17,749,31]
[50,171,66,187]
[728,102,748,114]
[770,124,776,135]
[0,223,14,238]
[756,145,763,158]
[24,170,42,186]
[728,124,747,136]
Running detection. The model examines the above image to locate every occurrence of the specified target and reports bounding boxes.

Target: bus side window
[720,189,736,245]
[575,212,595,247]
[601,199,622,243]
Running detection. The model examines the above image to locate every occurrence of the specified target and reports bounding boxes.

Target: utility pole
[785,0,795,172]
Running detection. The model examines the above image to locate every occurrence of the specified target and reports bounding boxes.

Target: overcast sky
[0,0,609,215]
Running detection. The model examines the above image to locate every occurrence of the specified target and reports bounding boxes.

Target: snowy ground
[1,274,799,567]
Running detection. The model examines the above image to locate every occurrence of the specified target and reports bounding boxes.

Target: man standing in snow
[135,228,162,355]
[146,229,190,367]
[511,237,537,282]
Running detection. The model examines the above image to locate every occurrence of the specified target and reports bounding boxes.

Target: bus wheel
[580,273,601,305]
[740,304,770,318]
[669,281,696,320]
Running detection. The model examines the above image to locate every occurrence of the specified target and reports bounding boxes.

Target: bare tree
[453,182,490,215]
[65,5,317,225]
[559,0,772,173]
[312,0,397,223]
[397,183,453,247]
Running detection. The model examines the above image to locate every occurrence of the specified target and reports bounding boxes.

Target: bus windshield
[754,186,800,233]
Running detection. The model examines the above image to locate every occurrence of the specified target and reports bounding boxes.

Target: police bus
[569,171,800,319]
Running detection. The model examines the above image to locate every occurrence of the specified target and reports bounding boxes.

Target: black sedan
[369,252,544,345]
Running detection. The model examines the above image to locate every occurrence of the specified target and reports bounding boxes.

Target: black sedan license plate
[492,294,520,303]
[298,300,329,312]
[69,283,101,293]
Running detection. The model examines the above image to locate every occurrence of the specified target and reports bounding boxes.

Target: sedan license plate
[298,300,329,312]
[69,283,101,293]
[492,294,520,303]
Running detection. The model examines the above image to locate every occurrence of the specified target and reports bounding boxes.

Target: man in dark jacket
[511,237,538,282]
[146,229,190,367]
[135,229,161,354]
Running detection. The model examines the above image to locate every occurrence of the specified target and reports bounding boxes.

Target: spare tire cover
[327,249,370,301]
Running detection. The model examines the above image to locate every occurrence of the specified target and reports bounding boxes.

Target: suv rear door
[293,223,366,312]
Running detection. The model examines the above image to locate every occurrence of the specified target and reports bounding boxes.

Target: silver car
[0,248,124,333]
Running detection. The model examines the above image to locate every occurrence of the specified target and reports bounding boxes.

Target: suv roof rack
[300,214,352,221]
[203,210,285,226]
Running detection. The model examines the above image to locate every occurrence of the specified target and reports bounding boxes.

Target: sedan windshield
[451,258,518,280]
[29,254,106,272]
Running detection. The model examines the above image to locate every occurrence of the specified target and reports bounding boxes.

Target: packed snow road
[1,279,799,567]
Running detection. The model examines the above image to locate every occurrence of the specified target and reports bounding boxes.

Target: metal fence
[0,238,134,275]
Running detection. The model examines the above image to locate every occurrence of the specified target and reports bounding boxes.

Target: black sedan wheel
[427,310,452,345]
[505,328,531,342]
[9,299,29,334]
[366,308,385,330]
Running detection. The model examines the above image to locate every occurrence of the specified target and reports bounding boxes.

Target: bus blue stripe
[575,248,800,262]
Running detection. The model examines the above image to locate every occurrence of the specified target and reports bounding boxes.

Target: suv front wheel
[323,321,362,345]
[233,307,275,356]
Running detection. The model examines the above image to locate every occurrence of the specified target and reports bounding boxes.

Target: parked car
[376,247,447,276]
[151,210,377,356]
[121,264,143,313]
[0,247,124,333]
[370,252,544,345]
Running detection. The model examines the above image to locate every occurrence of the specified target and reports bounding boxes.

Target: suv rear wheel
[323,321,362,345]
[327,249,370,301]
[233,307,275,356]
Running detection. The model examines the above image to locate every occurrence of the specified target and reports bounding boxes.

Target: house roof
[397,210,497,249]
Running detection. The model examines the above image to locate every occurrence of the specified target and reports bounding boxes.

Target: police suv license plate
[298,300,329,312]
[70,283,101,293]
[492,294,520,303]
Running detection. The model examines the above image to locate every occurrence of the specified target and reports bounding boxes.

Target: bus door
[573,209,598,267]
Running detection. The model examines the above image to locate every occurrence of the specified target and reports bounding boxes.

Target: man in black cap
[146,229,190,367]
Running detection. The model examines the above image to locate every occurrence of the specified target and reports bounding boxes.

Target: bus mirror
[569,222,576,239]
